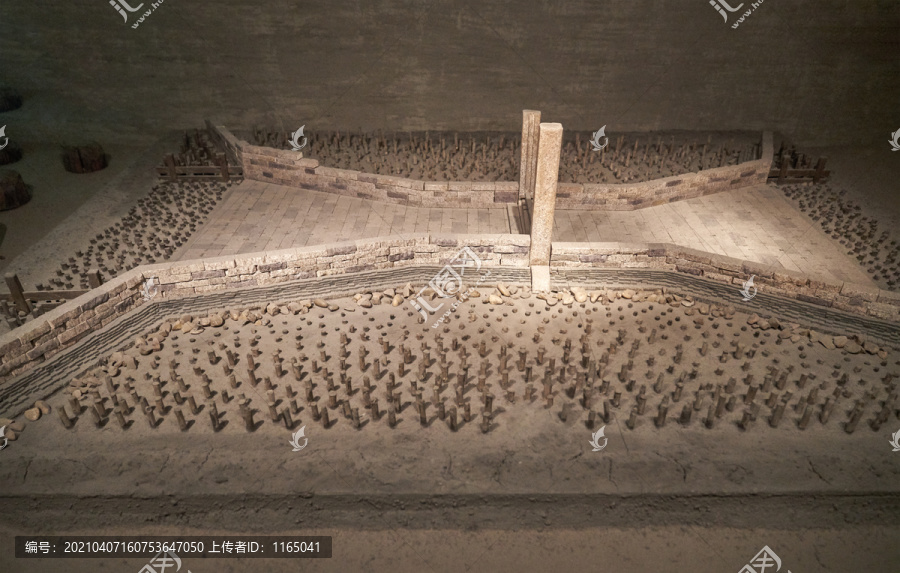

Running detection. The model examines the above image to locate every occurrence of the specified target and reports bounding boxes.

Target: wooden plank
[155,166,243,179]
[165,154,177,182]
[0,290,88,301]
[23,291,88,300]
[768,169,831,178]
[813,156,828,184]
[767,178,832,185]
[217,153,229,182]
[4,273,31,314]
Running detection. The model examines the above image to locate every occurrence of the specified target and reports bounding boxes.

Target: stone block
[257,261,286,273]
[877,289,900,307]
[81,291,110,311]
[157,272,192,285]
[675,264,704,276]
[58,321,91,345]
[191,269,226,280]
[740,260,775,279]
[840,282,880,302]
[866,302,899,320]
[531,265,550,292]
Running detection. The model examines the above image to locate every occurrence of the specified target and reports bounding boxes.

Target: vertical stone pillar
[529,122,563,291]
[519,110,541,203]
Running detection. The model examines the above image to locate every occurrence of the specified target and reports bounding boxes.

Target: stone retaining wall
[4,235,900,417]
[207,123,772,211]
[554,132,773,210]
[0,234,529,382]
[551,241,900,322]
[207,123,518,208]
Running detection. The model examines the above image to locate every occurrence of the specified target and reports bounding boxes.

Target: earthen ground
[2,290,899,571]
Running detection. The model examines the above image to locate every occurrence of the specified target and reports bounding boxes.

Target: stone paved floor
[554,184,875,286]
[176,180,514,260]
[178,179,874,288]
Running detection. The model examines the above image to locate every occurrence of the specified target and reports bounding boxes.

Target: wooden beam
[4,273,31,314]
[813,157,828,184]
[217,152,230,182]
[165,153,177,182]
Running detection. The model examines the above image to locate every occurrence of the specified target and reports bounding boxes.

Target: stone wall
[551,242,900,322]
[0,234,529,381]
[5,234,900,417]
[555,133,773,210]
[5,231,900,388]
[208,124,772,211]
[207,124,518,209]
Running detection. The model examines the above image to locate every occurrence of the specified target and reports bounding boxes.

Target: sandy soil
[2,289,899,571]
[33,287,898,442]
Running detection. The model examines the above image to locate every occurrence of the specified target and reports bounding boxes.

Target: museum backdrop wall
[0,1,897,146]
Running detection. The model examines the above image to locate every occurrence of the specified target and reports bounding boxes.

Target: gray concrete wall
[1,1,897,147]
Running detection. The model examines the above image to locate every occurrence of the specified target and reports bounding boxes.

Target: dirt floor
[2,289,899,571]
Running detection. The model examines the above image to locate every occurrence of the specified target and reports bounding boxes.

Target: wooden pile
[157,129,241,181]
[769,142,829,184]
